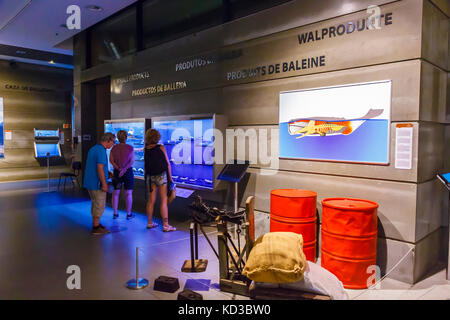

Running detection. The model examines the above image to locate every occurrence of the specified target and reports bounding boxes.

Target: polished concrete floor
[0,179,448,300]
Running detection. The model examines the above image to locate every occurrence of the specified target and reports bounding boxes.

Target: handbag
[167,181,176,204]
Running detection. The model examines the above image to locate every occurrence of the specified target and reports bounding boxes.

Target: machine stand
[181,222,208,272]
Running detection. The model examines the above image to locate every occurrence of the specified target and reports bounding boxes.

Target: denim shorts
[145,172,167,190]
[112,168,134,190]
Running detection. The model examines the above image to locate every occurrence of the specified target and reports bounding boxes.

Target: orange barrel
[302,240,317,262]
[270,189,317,262]
[321,198,378,289]
[270,189,317,219]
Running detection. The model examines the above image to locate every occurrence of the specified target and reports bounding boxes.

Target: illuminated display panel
[152,118,214,189]
[34,129,59,139]
[437,173,450,187]
[279,80,391,164]
[104,119,146,179]
[442,173,450,183]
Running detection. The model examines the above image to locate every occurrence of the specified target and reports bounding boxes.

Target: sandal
[147,222,158,229]
[163,225,177,232]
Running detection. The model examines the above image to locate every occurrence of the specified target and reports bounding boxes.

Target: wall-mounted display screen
[34,143,62,158]
[152,118,214,189]
[34,129,59,139]
[437,173,450,188]
[104,119,147,179]
[0,97,4,158]
[279,80,391,164]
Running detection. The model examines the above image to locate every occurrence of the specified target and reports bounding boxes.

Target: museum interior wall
[73,0,449,284]
[0,60,73,182]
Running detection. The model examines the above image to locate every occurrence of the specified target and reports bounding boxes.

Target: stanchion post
[136,247,140,289]
[126,247,149,290]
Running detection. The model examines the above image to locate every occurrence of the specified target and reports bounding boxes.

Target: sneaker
[126,213,135,220]
[92,225,110,235]
[113,214,119,219]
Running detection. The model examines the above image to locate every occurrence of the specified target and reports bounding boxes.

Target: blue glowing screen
[153,118,214,189]
[104,121,146,178]
[35,143,61,158]
[34,129,59,138]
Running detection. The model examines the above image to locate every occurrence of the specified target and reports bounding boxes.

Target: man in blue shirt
[83,132,115,235]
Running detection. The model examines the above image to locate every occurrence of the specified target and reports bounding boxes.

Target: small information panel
[176,187,195,198]
[395,124,413,170]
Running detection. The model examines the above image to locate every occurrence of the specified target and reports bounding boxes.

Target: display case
[104,118,151,179]
[152,114,227,190]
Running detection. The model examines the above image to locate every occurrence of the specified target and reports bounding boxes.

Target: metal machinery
[186,195,255,296]
[217,195,255,296]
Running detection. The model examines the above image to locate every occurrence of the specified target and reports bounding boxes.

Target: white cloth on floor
[254,261,349,300]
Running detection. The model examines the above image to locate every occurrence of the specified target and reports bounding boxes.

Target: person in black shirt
[144,129,176,232]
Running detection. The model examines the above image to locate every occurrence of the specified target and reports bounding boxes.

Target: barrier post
[126,247,149,290]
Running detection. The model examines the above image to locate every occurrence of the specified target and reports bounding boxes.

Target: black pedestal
[153,276,180,293]
[177,289,203,300]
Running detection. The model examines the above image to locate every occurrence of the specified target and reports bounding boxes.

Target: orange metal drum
[270,189,317,219]
[321,198,378,289]
[270,189,318,262]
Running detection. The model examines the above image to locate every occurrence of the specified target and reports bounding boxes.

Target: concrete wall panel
[420,61,449,123]
[422,0,449,71]
[223,60,422,125]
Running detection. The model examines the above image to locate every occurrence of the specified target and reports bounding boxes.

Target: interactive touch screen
[217,160,250,183]
[34,143,61,158]
[279,80,391,164]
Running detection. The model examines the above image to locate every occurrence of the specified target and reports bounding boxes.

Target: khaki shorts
[88,189,107,218]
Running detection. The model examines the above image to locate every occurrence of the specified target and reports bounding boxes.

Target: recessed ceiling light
[86,5,103,12]
[49,60,55,64]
